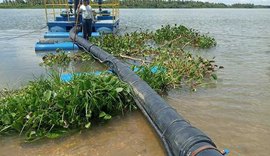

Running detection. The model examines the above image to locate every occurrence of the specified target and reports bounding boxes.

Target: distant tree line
[2,0,42,5]
[120,0,269,8]
[121,1,228,8]
[1,0,45,8]
[0,0,269,8]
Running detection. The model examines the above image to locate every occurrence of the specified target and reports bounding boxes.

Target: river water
[0,9,270,156]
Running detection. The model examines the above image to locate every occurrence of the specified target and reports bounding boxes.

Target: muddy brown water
[0,111,165,156]
[0,9,270,156]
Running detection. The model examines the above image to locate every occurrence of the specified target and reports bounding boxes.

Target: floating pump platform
[35,0,120,52]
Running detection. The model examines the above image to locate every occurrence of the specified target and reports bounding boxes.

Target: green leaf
[99,111,106,118]
[28,131,37,139]
[46,133,61,139]
[104,114,112,120]
[211,74,217,80]
[115,87,123,93]
[0,125,12,133]
[43,90,52,101]
[2,114,11,125]
[98,112,112,120]
[11,113,16,118]
[85,122,91,129]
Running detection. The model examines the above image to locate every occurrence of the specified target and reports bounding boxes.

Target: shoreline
[0,7,269,9]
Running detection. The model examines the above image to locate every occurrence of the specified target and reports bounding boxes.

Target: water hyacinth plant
[41,51,92,67]
[90,24,216,56]
[0,73,136,140]
[153,25,216,48]
[133,65,171,93]
[90,24,219,91]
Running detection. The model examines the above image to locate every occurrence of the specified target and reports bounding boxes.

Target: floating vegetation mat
[91,24,217,56]
[90,24,221,91]
[0,73,136,141]
[41,51,92,67]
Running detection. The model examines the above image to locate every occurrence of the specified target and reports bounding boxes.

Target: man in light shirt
[79,0,93,39]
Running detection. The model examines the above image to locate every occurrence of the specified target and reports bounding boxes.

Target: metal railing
[44,0,120,24]
[90,0,120,22]
[44,0,72,23]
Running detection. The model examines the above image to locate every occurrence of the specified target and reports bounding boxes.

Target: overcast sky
[0,0,269,5]
[199,0,270,5]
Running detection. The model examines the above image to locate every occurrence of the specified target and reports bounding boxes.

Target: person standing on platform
[79,0,93,39]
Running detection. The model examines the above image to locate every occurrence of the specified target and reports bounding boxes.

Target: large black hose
[70,27,224,156]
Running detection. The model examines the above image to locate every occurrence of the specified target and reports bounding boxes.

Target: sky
[0,0,269,5]
[199,0,270,5]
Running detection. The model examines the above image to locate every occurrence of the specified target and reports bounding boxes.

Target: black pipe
[70,27,224,156]
[134,97,173,156]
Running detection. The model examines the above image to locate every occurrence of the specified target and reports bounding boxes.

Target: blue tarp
[60,66,165,82]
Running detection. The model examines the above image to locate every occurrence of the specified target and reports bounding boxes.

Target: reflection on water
[0,111,165,156]
[0,9,270,156]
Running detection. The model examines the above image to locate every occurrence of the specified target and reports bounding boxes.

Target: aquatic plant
[90,24,216,53]
[151,49,218,90]
[40,24,219,91]
[154,25,216,48]
[41,51,92,67]
[0,73,136,140]
[90,24,219,91]
[134,65,171,93]
[131,48,219,91]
